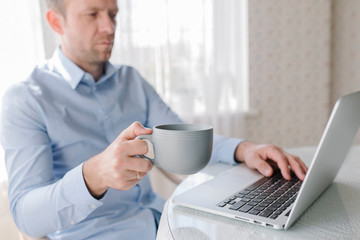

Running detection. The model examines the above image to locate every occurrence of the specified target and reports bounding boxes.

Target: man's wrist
[82,156,108,199]
[234,141,254,163]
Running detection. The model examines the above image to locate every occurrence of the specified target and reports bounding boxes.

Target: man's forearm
[11,164,102,238]
[83,154,108,199]
[210,134,244,165]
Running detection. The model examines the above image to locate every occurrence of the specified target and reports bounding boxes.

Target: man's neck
[70,59,105,82]
[83,63,105,82]
[60,47,105,82]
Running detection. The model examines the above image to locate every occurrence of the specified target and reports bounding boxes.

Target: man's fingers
[238,142,308,181]
[264,146,291,180]
[248,158,273,177]
[122,170,147,181]
[119,178,142,191]
[125,157,153,173]
[114,138,150,157]
[114,140,153,172]
[132,170,146,180]
[297,156,308,172]
[118,121,152,141]
[287,154,307,180]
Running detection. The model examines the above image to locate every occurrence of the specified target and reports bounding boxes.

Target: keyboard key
[252,198,263,203]
[239,190,251,195]
[261,192,271,197]
[278,206,288,212]
[245,177,269,191]
[245,194,255,199]
[256,195,267,199]
[262,200,273,204]
[247,201,258,206]
[254,206,265,211]
[259,210,273,218]
[218,171,303,217]
[241,198,252,202]
[277,197,287,204]
[235,193,246,198]
[248,209,260,215]
[258,202,270,207]
[239,204,253,213]
[253,190,264,195]
[248,192,260,197]
[271,203,282,208]
[275,210,284,215]
[229,201,246,211]
[267,206,278,211]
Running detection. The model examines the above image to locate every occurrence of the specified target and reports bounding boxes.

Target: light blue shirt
[1,48,242,239]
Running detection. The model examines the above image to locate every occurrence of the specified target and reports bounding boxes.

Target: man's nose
[99,15,116,34]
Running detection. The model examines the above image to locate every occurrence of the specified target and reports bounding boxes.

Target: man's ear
[46,9,64,35]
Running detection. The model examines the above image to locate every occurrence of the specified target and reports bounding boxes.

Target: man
[0,0,307,239]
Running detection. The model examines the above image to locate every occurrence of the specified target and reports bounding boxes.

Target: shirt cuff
[211,135,245,165]
[61,163,103,222]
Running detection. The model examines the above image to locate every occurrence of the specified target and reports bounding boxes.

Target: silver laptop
[173,91,360,230]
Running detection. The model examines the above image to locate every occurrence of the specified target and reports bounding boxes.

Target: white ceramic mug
[136,124,213,174]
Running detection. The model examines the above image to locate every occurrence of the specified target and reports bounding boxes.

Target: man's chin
[98,50,113,62]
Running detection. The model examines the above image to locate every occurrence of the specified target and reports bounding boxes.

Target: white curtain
[0,1,46,181]
[0,0,249,203]
[0,1,249,181]
[111,0,248,137]
[0,1,45,98]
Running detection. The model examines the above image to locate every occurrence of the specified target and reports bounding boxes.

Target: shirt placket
[82,72,115,144]
[94,87,116,144]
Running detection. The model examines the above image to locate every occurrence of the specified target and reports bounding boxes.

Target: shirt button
[104,115,109,119]
[91,204,97,209]
[70,221,75,225]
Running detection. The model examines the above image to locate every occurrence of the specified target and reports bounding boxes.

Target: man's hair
[46,0,66,16]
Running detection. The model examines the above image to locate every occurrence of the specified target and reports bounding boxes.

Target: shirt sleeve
[211,134,245,165]
[140,78,184,127]
[1,85,102,238]
[139,76,244,165]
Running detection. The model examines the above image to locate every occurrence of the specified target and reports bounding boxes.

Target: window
[111,0,249,127]
[0,1,47,181]
[0,0,249,180]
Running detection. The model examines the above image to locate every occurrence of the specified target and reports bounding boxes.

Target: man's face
[60,0,118,67]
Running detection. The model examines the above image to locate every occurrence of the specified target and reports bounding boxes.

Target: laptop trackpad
[173,164,263,207]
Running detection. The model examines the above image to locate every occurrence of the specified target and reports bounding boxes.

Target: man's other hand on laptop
[234,141,308,181]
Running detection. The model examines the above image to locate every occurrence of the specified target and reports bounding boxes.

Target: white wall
[245,0,334,148]
[331,0,360,103]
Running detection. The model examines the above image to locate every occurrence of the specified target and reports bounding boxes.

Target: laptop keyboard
[217,170,302,219]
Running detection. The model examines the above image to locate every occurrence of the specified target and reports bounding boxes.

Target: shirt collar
[50,47,117,89]
[98,61,117,85]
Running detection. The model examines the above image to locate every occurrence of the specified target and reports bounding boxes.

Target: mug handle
[135,134,155,164]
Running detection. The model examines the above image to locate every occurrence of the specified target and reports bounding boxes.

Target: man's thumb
[118,121,152,141]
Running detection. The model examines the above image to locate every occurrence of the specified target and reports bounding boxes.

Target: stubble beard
[88,45,113,66]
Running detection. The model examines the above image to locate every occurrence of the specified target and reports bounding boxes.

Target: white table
[157,146,360,240]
